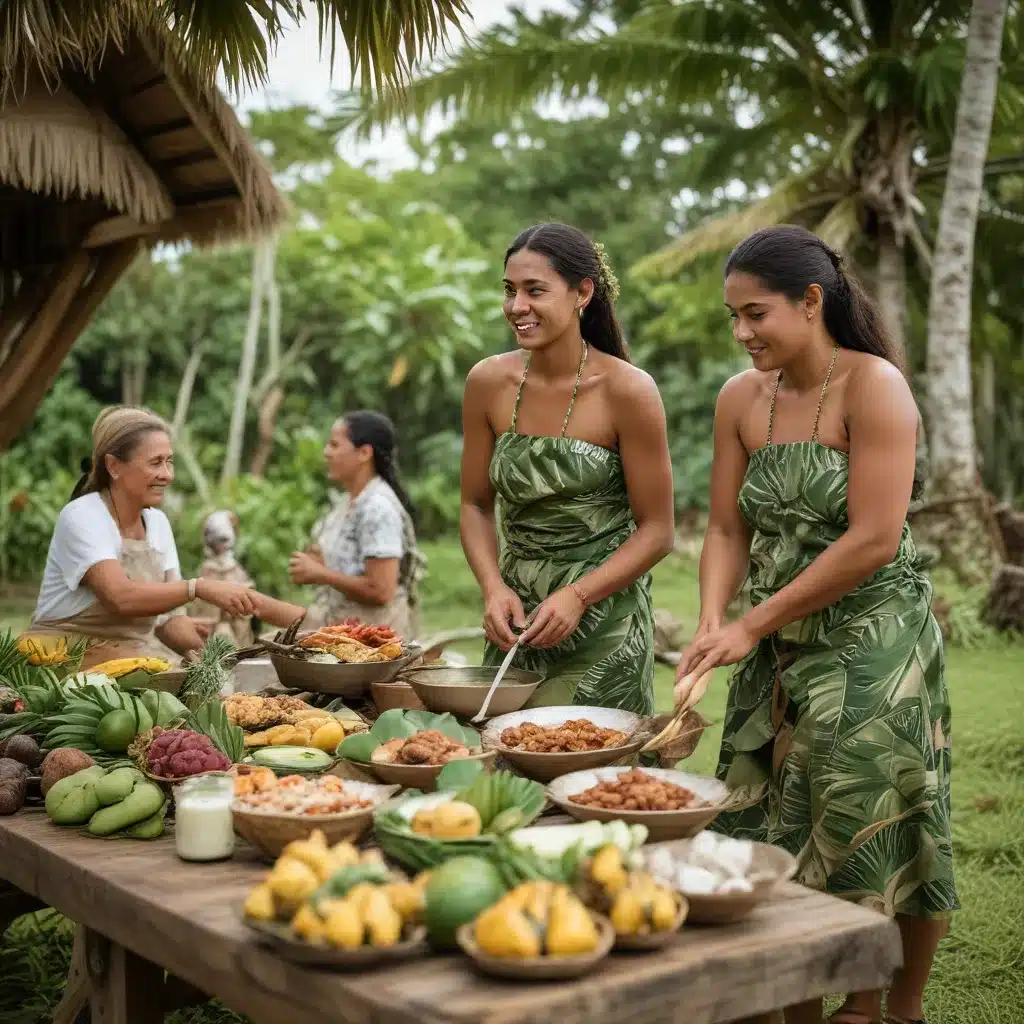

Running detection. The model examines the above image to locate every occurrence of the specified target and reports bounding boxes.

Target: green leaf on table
[436,758,484,792]
[336,731,379,763]
[370,709,420,742]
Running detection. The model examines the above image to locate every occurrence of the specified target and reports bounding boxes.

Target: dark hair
[70,408,169,502]
[505,223,630,361]
[343,411,417,525]
[724,225,904,373]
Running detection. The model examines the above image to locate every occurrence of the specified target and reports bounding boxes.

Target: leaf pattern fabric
[713,440,958,920]
[482,431,655,715]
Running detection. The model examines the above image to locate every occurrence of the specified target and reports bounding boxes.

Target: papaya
[87,780,165,836]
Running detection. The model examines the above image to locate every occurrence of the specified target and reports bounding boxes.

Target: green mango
[93,767,143,807]
[45,767,106,825]
[124,804,167,840]
[87,780,165,836]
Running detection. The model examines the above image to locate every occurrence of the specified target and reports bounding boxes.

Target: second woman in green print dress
[460,223,675,714]
[676,226,956,1024]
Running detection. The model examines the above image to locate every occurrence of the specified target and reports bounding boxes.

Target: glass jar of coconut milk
[174,774,235,862]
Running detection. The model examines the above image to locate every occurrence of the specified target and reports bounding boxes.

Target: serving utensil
[639,668,714,755]
[472,637,522,723]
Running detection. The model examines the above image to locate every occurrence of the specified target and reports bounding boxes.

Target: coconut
[40,748,96,796]
[0,735,42,769]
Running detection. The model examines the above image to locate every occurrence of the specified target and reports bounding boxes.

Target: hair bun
[80,456,93,474]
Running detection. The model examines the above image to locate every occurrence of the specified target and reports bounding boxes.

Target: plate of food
[481,706,644,782]
[547,766,733,841]
[337,709,496,791]
[232,773,400,858]
[224,693,368,754]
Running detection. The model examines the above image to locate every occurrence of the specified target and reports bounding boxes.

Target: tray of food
[481,706,645,782]
[546,766,733,841]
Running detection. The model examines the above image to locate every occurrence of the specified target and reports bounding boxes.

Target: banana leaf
[337,709,479,763]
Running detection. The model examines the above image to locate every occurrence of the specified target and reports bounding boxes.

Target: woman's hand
[676,619,758,683]
[289,552,328,586]
[483,585,527,651]
[195,579,256,618]
[519,587,586,649]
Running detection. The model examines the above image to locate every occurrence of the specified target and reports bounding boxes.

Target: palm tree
[0,0,470,95]
[924,0,1010,583]
[347,0,1024,360]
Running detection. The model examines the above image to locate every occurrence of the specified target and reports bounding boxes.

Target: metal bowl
[270,645,422,697]
[401,666,543,719]
[547,765,731,842]
[481,705,644,782]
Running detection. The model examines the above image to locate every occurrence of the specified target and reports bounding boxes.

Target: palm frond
[632,169,841,279]
[0,0,471,95]
[815,195,862,252]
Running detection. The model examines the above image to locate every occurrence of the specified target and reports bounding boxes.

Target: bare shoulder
[600,352,663,408]
[465,351,523,396]
[717,368,765,415]
[844,352,917,421]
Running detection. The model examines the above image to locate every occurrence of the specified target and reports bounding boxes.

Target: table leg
[85,927,164,1024]
[52,926,90,1024]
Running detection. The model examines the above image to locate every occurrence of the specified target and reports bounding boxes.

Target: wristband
[187,578,198,602]
[569,581,589,608]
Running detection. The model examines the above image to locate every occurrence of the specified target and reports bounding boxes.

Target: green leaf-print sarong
[714,439,959,920]
[482,347,655,715]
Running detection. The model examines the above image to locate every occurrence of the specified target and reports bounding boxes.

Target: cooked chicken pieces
[370,729,473,765]
[499,719,629,753]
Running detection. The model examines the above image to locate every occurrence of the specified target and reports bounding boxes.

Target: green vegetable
[45,767,106,825]
[124,804,167,839]
[311,863,393,906]
[87,780,165,836]
[95,710,137,753]
[249,746,333,773]
[337,709,479,763]
[188,699,244,762]
[116,670,153,691]
[93,767,143,807]
[490,835,589,888]
[455,770,545,832]
[423,856,507,949]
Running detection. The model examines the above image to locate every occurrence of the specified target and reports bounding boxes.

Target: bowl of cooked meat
[546,766,732,842]
[401,666,544,719]
[270,637,423,698]
[481,706,645,782]
[346,728,497,791]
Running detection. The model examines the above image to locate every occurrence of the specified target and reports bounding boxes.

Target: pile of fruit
[44,760,167,839]
[583,844,683,937]
[244,831,426,950]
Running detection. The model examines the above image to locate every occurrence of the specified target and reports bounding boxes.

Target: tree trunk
[172,340,205,439]
[922,0,1008,586]
[876,224,908,366]
[250,384,284,478]
[222,243,270,485]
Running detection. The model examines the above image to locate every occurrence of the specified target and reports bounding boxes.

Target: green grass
[1,539,1022,1023]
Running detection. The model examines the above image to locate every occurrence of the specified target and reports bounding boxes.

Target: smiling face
[323,420,372,487]
[724,270,822,372]
[503,248,593,351]
[106,430,173,507]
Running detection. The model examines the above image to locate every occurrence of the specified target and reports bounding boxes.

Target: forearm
[460,502,507,597]
[743,529,897,640]
[698,525,751,627]
[154,615,205,656]
[573,521,674,606]
[99,580,190,618]
[319,569,392,607]
[251,592,306,628]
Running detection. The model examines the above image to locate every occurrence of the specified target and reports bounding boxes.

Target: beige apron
[27,536,181,670]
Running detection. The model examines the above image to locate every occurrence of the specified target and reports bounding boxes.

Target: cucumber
[249,746,333,774]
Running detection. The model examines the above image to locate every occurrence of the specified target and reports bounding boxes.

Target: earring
[577,306,584,319]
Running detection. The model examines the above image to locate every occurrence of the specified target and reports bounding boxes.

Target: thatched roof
[0,27,288,448]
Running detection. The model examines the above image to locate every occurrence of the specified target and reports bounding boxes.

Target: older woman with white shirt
[26,406,303,668]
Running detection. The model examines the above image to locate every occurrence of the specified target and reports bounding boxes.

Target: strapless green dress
[481,347,655,715]
[713,361,958,920]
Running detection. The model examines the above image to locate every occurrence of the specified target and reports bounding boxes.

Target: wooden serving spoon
[639,668,714,754]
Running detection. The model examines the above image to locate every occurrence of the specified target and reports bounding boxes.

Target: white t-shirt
[33,492,181,623]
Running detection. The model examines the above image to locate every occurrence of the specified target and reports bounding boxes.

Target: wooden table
[0,810,902,1024]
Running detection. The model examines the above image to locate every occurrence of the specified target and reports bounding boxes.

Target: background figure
[189,510,258,647]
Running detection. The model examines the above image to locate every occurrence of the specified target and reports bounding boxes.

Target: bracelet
[569,581,589,608]
[187,578,198,602]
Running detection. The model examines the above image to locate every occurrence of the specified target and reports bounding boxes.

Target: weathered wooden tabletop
[0,810,902,1024]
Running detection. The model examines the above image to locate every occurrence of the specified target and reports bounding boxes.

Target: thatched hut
[0,30,287,449]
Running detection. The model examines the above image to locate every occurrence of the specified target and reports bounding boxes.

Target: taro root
[0,757,28,815]
[0,735,42,770]
[40,748,96,796]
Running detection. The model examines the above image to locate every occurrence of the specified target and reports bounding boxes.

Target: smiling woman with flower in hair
[460,223,675,714]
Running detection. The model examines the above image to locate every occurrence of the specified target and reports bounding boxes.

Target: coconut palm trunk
[923,0,1009,584]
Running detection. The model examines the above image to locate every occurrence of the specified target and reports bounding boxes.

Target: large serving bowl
[370,679,425,713]
[547,765,732,842]
[270,645,422,698]
[402,666,543,719]
[342,750,498,792]
[232,779,399,859]
[481,706,644,782]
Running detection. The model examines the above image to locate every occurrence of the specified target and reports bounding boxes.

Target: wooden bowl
[244,918,428,968]
[641,838,798,924]
[613,896,689,950]
[232,780,399,859]
[270,646,422,698]
[402,666,543,719]
[546,766,731,842]
[370,680,425,713]
[482,706,644,783]
[455,913,614,980]
[344,750,497,792]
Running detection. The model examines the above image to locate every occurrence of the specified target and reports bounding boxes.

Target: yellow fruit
[412,870,432,891]
[323,900,365,949]
[411,808,435,835]
[326,841,360,872]
[360,849,385,866]
[363,887,403,948]
[650,888,680,932]
[384,881,424,920]
[280,837,334,882]
[610,888,645,936]
[474,905,542,958]
[346,882,377,915]
[292,903,326,942]
[86,656,170,678]
[243,884,276,922]
[310,720,345,752]
[546,887,600,956]
[590,844,628,896]
[267,857,320,908]
[17,635,68,667]
[428,801,482,840]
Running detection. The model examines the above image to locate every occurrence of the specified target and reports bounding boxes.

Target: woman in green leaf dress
[460,223,675,713]
[676,226,957,1024]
